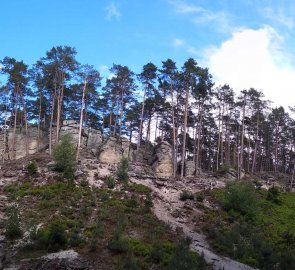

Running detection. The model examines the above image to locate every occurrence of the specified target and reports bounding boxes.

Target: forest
[1,45,295,181]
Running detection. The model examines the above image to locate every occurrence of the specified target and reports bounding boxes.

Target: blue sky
[1,0,295,108]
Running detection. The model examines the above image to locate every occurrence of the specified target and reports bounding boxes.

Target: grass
[200,182,295,269]
[4,179,207,269]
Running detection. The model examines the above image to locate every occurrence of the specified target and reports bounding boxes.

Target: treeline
[1,45,295,179]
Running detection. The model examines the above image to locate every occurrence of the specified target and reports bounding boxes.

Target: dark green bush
[37,220,67,251]
[222,181,257,218]
[53,134,76,180]
[108,230,130,253]
[105,175,115,189]
[180,191,194,201]
[27,161,38,176]
[167,237,205,270]
[267,186,280,204]
[117,157,129,182]
[4,205,22,239]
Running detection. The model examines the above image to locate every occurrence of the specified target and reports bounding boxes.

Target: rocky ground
[0,150,263,270]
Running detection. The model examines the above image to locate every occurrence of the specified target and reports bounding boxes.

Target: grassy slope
[3,178,207,269]
[198,185,295,270]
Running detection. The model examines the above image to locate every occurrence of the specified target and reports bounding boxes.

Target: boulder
[152,140,173,178]
[98,136,131,164]
[185,161,195,177]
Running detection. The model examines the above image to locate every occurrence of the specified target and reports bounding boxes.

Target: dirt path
[129,177,255,270]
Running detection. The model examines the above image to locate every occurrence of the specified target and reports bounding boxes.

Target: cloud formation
[168,0,233,33]
[263,7,294,29]
[206,26,295,109]
[173,38,185,47]
[105,2,121,20]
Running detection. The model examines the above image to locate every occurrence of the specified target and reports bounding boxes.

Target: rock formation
[97,136,131,164]
[151,140,173,178]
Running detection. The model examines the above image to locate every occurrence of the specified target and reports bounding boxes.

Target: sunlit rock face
[0,127,48,160]
[97,136,131,164]
[152,140,173,178]
[185,161,195,177]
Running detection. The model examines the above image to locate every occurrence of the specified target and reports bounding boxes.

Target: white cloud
[105,2,121,20]
[168,0,204,14]
[173,38,185,47]
[263,7,294,29]
[168,0,233,33]
[206,26,295,109]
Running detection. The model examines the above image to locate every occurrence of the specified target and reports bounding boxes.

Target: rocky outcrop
[60,120,102,150]
[97,136,131,164]
[185,161,195,177]
[0,127,48,161]
[152,140,173,178]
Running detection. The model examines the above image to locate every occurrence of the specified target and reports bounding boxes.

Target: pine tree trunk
[180,87,189,179]
[76,79,87,161]
[37,90,42,151]
[12,86,19,160]
[49,88,56,155]
[136,86,146,161]
[19,89,29,157]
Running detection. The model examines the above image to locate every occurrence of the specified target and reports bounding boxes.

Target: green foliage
[108,230,130,253]
[216,163,232,176]
[37,220,67,251]
[120,252,141,270]
[203,186,295,269]
[105,175,115,189]
[267,186,280,204]
[167,237,206,270]
[53,134,76,180]
[4,205,22,239]
[26,161,38,176]
[180,191,194,201]
[117,157,129,182]
[222,181,257,218]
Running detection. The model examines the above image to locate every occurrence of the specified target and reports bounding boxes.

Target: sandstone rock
[185,161,195,177]
[98,136,131,164]
[152,141,173,178]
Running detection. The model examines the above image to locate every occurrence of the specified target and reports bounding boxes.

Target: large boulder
[185,161,195,177]
[0,127,48,161]
[152,140,173,178]
[98,136,131,164]
[60,120,102,149]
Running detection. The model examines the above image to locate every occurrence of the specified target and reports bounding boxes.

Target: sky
[1,0,295,109]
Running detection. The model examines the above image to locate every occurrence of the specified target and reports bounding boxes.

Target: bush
[27,160,38,176]
[4,205,22,239]
[180,191,194,201]
[53,134,76,180]
[37,220,67,251]
[222,181,257,218]
[105,175,115,189]
[117,157,129,182]
[108,230,130,253]
[167,237,205,270]
[267,186,280,204]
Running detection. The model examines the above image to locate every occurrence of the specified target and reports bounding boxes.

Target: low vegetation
[4,178,207,269]
[201,181,295,270]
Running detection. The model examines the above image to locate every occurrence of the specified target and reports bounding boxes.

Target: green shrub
[117,157,129,182]
[167,237,204,270]
[180,191,194,201]
[4,205,22,239]
[222,181,257,218]
[267,186,280,204]
[37,220,67,251]
[120,252,141,270]
[105,175,115,189]
[195,192,205,202]
[53,134,76,180]
[108,230,130,253]
[27,160,38,176]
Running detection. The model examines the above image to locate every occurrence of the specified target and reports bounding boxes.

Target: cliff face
[1,122,177,178]
[0,121,103,162]
[0,127,48,161]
